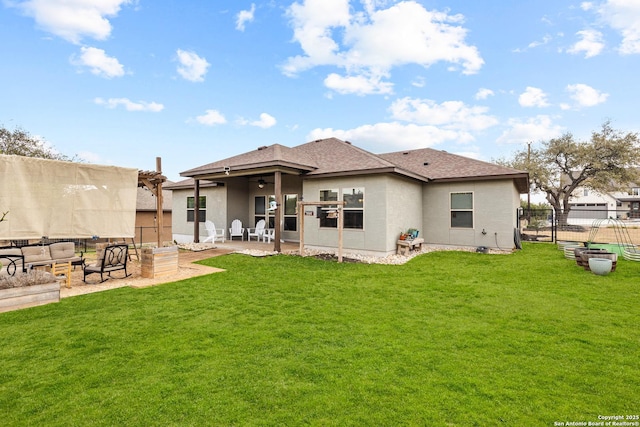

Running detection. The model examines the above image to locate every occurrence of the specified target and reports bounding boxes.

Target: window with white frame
[319,189,338,228]
[284,194,298,231]
[342,187,364,229]
[631,187,640,196]
[319,188,364,229]
[450,192,473,228]
[187,196,206,222]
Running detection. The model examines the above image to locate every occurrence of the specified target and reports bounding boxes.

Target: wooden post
[274,171,282,253]
[155,157,163,248]
[298,201,304,256]
[297,201,344,262]
[337,204,343,263]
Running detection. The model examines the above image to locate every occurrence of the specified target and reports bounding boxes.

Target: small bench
[83,244,131,283]
[21,242,84,269]
[396,237,425,256]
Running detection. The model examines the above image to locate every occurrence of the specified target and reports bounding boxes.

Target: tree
[500,121,640,226]
[0,125,74,161]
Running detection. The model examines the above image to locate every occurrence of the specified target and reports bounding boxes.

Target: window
[254,196,266,226]
[187,196,206,222]
[632,187,640,196]
[343,187,364,229]
[319,189,338,228]
[319,188,364,230]
[255,195,298,230]
[284,194,298,231]
[450,192,473,228]
[583,188,589,196]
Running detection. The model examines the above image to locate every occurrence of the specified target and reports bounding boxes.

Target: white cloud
[175,49,210,82]
[94,97,164,112]
[251,113,277,129]
[390,97,498,131]
[283,0,483,95]
[11,0,133,44]
[475,88,494,100]
[518,87,550,108]
[567,29,605,58]
[528,34,552,49]
[581,2,595,12]
[596,0,640,54]
[307,122,470,152]
[237,113,277,128]
[411,76,426,88]
[324,72,394,95]
[194,110,227,126]
[71,47,125,78]
[236,3,256,31]
[496,115,564,145]
[566,83,608,107]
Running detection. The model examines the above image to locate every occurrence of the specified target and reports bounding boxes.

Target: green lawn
[1,243,638,426]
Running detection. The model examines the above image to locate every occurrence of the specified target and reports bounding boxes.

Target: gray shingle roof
[181,144,317,177]
[178,138,528,192]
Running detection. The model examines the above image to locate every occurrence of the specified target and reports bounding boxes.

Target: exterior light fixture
[258,179,265,189]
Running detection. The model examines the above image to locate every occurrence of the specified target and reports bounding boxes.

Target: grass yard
[0,243,638,426]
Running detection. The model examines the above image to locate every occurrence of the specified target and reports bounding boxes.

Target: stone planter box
[0,282,60,313]
[141,246,179,279]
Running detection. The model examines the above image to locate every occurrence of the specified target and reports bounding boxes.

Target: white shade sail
[0,155,138,240]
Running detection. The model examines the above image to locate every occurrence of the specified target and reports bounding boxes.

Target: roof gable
[180,144,317,177]
[291,138,400,177]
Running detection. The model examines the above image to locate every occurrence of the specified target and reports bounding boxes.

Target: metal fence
[519,207,640,244]
[3,226,173,252]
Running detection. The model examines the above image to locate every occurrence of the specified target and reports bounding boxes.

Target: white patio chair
[202,220,225,243]
[229,219,245,241]
[247,219,266,241]
[262,228,275,243]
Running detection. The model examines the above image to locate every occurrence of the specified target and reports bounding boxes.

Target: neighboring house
[567,184,640,223]
[166,138,528,256]
[135,186,173,245]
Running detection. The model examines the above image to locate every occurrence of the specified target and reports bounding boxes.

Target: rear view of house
[167,138,528,256]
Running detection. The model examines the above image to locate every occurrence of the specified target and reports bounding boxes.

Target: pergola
[137,158,167,248]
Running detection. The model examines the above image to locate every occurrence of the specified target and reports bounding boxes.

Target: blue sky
[1,0,639,182]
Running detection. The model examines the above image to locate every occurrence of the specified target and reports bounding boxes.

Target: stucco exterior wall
[171,186,227,243]
[423,180,519,249]
[225,178,250,234]
[302,175,422,256]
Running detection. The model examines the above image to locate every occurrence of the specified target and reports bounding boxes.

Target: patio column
[193,179,200,243]
[274,171,282,253]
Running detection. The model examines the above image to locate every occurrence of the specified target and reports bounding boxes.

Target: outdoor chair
[229,219,245,241]
[262,228,275,243]
[247,219,266,241]
[202,220,225,243]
